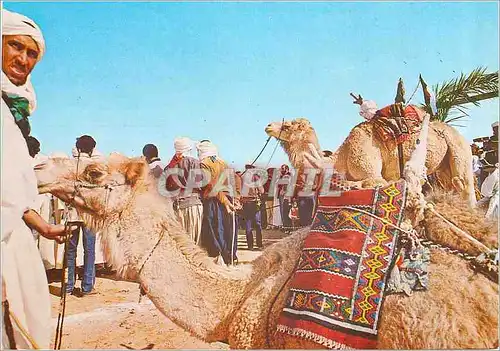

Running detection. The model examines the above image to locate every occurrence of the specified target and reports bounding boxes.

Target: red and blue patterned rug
[276,180,408,349]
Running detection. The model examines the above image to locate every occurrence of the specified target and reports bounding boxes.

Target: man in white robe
[1,9,71,349]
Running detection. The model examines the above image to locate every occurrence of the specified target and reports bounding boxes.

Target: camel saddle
[371,103,425,146]
[277,181,409,349]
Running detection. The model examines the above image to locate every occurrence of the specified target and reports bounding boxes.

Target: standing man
[277,164,291,231]
[164,137,204,244]
[197,140,238,265]
[143,143,165,179]
[65,135,103,296]
[2,9,71,348]
[241,165,265,250]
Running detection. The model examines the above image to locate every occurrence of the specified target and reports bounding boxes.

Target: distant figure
[478,121,499,186]
[241,164,264,250]
[277,164,291,231]
[142,143,165,179]
[264,168,277,229]
[164,137,203,245]
[479,166,499,219]
[471,143,483,192]
[66,135,102,296]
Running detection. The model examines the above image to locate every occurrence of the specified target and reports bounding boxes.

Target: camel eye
[84,167,106,182]
[88,170,103,179]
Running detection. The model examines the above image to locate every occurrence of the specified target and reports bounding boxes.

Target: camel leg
[345,138,387,188]
[435,125,477,207]
[447,150,477,207]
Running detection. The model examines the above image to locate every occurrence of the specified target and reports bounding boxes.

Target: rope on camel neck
[137,229,167,303]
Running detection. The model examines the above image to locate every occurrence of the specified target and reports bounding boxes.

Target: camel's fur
[35,155,497,349]
[265,117,477,206]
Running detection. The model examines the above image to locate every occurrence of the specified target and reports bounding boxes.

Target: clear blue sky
[5,1,499,169]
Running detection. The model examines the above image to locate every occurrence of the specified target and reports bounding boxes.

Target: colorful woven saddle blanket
[371,104,424,145]
[276,180,408,349]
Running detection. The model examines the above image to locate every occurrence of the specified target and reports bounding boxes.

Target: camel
[265,114,477,206]
[34,130,497,349]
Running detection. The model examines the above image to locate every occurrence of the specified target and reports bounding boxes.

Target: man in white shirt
[2,9,71,348]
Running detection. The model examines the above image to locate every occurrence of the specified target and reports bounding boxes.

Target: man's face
[493,126,498,137]
[2,35,40,86]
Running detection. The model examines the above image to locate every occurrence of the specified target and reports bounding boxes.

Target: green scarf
[2,92,31,138]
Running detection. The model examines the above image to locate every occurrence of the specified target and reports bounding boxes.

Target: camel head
[265,118,322,170]
[35,153,151,218]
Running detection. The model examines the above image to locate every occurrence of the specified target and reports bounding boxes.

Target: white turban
[359,100,378,121]
[2,9,45,58]
[492,121,499,128]
[2,9,46,114]
[197,140,218,160]
[174,137,194,156]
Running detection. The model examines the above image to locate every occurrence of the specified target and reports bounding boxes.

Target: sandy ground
[49,228,289,349]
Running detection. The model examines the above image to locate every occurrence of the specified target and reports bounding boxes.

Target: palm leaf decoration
[421,67,498,125]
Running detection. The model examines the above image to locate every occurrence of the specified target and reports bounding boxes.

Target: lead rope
[3,300,17,349]
[138,229,167,303]
[54,219,75,350]
[54,154,83,349]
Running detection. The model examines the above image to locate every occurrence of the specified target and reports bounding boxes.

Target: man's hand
[23,209,75,244]
[44,224,73,244]
[233,198,243,211]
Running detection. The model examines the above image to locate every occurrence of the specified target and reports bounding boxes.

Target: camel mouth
[265,125,286,141]
[264,126,275,135]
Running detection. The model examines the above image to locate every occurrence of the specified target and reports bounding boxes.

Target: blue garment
[222,196,237,262]
[298,196,315,227]
[201,197,237,264]
[243,201,262,249]
[66,227,96,293]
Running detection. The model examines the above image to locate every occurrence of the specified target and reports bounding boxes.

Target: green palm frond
[421,67,499,123]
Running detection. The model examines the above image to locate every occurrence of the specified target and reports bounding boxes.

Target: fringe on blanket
[276,324,353,350]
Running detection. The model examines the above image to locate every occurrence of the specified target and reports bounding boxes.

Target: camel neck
[134,215,251,342]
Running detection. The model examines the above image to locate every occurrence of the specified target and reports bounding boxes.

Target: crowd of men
[141,139,318,266]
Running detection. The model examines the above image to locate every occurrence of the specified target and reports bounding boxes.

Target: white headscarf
[197,140,218,160]
[359,100,378,121]
[174,136,194,156]
[2,9,46,114]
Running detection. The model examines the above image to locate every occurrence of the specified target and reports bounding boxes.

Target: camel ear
[124,159,149,186]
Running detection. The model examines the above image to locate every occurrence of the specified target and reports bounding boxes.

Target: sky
[4,1,499,169]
